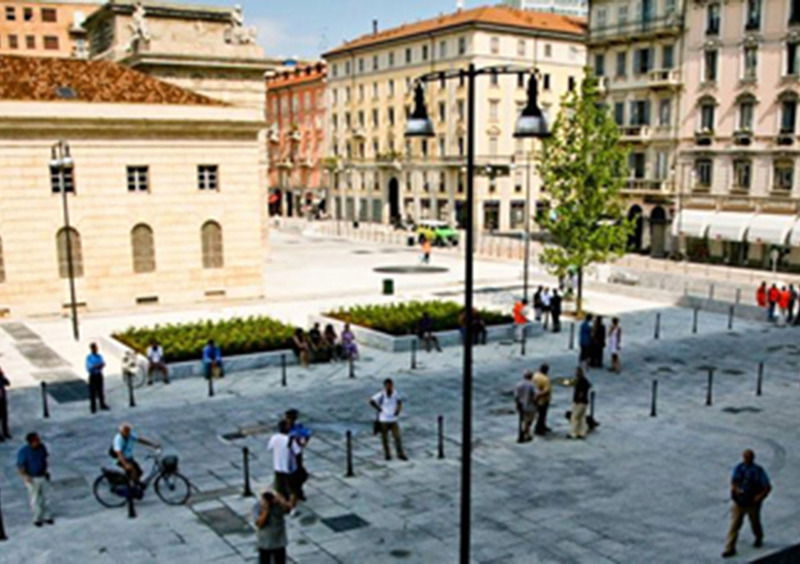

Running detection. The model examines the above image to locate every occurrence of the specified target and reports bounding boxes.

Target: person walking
[767,284,779,322]
[532,286,543,323]
[722,449,772,558]
[86,343,109,413]
[341,323,359,360]
[417,312,442,352]
[608,317,622,373]
[569,367,592,439]
[253,489,292,564]
[202,339,224,379]
[541,288,552,330]
[579,314,593,370]
[17,432,53,526]
[550,289,562,333]
[284,409,311,502]
[513,298,530,343]
[514,371,537,442]
[420,236,432,264]
[0,365,10,441]
[533,364,552,436]
[590,316,607,368]
[146,340,169,384]
[267,419,301,507]
[755,281,767,314]
[788,284,797,325]
[369,378,407,461]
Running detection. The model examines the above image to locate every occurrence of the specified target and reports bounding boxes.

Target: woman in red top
[767,284,780,321]
[779,287,791,321]
[756,282,767,308]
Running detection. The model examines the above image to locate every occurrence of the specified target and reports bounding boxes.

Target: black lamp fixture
[514,72,550,139]
[404,82,435,138]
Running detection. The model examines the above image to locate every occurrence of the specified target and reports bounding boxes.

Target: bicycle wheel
[131,368,147,389]
[154,472,191,505]
[93,474,127,508]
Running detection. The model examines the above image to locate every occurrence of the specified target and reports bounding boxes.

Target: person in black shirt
[550,290,562,333]
[569,367,592,439]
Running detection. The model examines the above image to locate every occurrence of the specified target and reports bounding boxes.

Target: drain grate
[196,506,250,536]
[321,513,369,533]
[46,379,87,403]
[721,406,762,414]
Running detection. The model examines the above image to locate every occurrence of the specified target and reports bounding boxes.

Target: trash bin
[407,236,415,247]
[383,279,394,295]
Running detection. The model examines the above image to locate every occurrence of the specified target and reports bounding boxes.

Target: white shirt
[541,291,551,307]
[372,389,402,423]
[267,433,301,473]
[147,345,164,363]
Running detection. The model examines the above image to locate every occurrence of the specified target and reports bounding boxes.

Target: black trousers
[88,372,107,413]
[259,547,286,564]
[0,394,9,438]
[552,313,561,333]
[534,403,550,435]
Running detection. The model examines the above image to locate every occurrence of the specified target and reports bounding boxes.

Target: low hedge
[112,316,295,363]
[325,300,512,336]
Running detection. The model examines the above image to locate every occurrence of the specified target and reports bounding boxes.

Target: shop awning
[748,214,796,246]
[671,209,712,238]
[707,212,754,242]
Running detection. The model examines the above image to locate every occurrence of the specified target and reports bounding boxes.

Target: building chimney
[372,19,378,34]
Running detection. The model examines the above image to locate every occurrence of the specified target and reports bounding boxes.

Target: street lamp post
[50,140,79,341]
[405,66,548,564]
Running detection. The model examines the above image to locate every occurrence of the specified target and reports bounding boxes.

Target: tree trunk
[577,266,584,317]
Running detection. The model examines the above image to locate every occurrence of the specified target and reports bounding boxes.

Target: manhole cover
[46,379,87,403]
[721,406,762,414]
[373,266,448,274]
[321,513,369,533]
[196,506,250,536]
[390,549,412,558]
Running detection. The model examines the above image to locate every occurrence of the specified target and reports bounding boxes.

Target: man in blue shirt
[17,432,53,526]
[202,339,223,380]
[86,342,109,413]
[579,314,593,370]
[113,423,160,485]
[723,449,772,558]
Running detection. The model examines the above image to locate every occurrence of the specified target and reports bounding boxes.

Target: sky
[188,0,486,60]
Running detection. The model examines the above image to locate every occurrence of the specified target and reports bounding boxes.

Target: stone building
[266,62,327,218]
[0,55,268,315]
[0,0,100,58]
[323,5,586,232]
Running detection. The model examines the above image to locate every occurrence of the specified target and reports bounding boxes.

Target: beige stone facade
[0,0,100,58]
[0,59,268,316]
[323,6,586,232]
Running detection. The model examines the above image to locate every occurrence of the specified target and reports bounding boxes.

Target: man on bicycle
[112,423,160,484]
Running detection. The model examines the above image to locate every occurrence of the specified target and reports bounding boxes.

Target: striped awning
[671,209,712,238]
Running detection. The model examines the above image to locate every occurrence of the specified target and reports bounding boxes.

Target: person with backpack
[369,378,407,461]
[722,449,772,558]
[253,489,292,563]
[284,409,311,503]
[267,419,302,508]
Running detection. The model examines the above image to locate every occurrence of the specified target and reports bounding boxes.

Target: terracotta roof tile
[266,63,327,89]
[324,5,586,57]
[0,55,226,106]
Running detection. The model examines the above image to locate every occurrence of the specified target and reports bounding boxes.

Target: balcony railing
[621,125,651,140]
[624,178,665,192]
[647,68,680,88]
[589,13,683,43]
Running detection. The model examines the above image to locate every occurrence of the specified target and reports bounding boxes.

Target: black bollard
[437,415,445,459]
[207,371,215,397]
[727,305,734,330]
[127,374,136,408]
[242,447,253,497]
[568,322,575,350]
[589,390,596,419]
[0,489,7,541]
[692,308,698,334]
[650,380,658,417]
[706,368,714,406]
[345,430,354,477]
[410,338,417,370]
[654,313,661,340]
[281,354,287,387]
[757,362,763,397]
[520,326,526,356]
[127,479,137,519]
[349,354,355,379]
[41,382,50,419]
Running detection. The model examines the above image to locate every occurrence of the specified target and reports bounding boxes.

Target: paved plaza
[1,229,799,563]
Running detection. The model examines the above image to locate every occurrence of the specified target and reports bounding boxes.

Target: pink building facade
[266,62,327,217]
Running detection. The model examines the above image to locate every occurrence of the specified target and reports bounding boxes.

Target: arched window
[56,227,83,278]
[0,236,5,283]
[201,221,223,269]
[131,223,155,273]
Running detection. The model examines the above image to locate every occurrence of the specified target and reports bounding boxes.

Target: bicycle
[93,450,191,507]
[121,364,146,389]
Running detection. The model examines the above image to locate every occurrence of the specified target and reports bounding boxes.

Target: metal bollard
[706,368,714,406]
[345,430,354,477]
[709,284,715,301]
[41,382,50,419]
[349,354,355,379]
[281,354,287,387]
[650,380,658,417]
[207,371,215,397]
[127,480,137,519]
[127,374,136,408]
[589,390,596,419]
[568,322,575,350]
[757,362,763,397]
[410,339,417,370]
[437,415,445,459]
[654,313,661,340]
[0,488,7,541]
[728,305,734,330]
[242,447,253,497]
[692,308,699,334]
[520,325,526,356]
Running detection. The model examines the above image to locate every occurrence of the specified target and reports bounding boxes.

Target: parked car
[416,220,459,247]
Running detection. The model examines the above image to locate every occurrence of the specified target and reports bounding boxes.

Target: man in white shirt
[146,340,169,385]
[369,378,407,461]
[267,419,301,507]
[541,288,552,330]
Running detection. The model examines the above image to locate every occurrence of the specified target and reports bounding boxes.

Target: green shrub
[112,315,295,363]
[325,300,512,336]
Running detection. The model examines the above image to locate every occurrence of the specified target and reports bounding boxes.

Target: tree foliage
[536,69,633,314]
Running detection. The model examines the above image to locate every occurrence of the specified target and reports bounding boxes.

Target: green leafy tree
[536,69,633,316]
